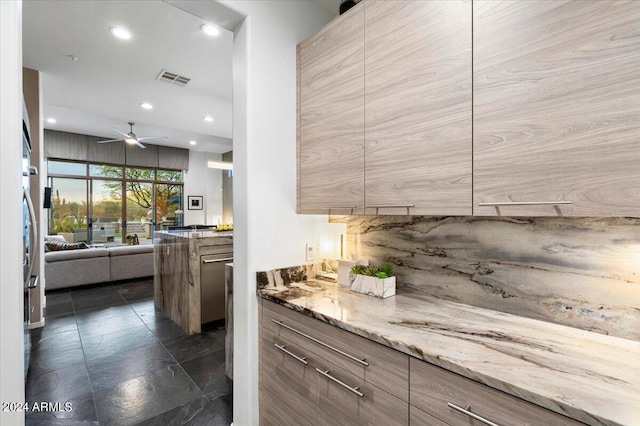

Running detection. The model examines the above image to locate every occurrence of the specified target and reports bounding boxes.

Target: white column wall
[218,2,340,424]
[183,151,223,226]
[0,1,26,425]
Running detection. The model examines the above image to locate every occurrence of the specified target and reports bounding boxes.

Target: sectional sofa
[44,243,154,290]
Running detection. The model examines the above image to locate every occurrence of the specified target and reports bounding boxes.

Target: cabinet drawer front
[409,358,583,426]
[260,330,316,426]
[263,299,409,401]
[410,405,449,426]
[316,357,408,426]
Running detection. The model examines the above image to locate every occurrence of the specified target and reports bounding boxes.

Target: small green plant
[376,263,394,279]
[350,264,367,275]
[350,262,394,278]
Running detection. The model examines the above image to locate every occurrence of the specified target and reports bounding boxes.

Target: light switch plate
[306,244,316,262]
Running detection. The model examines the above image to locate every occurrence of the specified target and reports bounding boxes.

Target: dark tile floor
[25,278,233,426]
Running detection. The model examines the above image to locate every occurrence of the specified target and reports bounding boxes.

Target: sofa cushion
[45,240,89,252]
[108,244,154,256]
[45,247,110,263]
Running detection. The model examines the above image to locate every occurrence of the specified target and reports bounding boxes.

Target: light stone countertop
[257,280,640,426]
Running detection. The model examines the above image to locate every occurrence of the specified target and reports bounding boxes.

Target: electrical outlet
[306,244,316,262]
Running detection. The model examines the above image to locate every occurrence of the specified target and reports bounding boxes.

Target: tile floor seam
[71,285,102,425]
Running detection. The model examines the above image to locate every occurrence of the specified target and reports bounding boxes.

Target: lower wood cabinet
[260,330,316,426]
[409,358,584,426]
[262,298,409,401]
[315,356,407,426]
[260,299,409,425]
[409,406,449,426]
[260,298,585,426]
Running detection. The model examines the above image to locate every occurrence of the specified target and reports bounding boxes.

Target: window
[48,160,87,176]
[48,159,183,246]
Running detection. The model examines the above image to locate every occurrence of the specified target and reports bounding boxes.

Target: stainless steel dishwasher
[201,252,233,324]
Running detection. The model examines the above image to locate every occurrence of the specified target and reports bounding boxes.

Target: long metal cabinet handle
[365,204,415,208]
[319,206,359,214]
[274,344,308,365]
[202,257,233,263]
[271,319,369,366]
[478,201,572,206]
[366,204,415,214]
[447,403,502,426]
[315,368,364,397]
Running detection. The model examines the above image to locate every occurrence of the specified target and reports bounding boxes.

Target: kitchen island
[257,268,639,426]
[154,230,232,334]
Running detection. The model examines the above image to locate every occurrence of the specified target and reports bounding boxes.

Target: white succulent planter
[349,274,396,299]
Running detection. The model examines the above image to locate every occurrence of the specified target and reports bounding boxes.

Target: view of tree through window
[48,160,183,245]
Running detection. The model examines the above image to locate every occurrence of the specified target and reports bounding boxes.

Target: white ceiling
[22,0,234,153]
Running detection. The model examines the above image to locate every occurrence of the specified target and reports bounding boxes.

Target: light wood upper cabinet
[298,5,365,215]
[473,0,640,216]
[364,0,472,215]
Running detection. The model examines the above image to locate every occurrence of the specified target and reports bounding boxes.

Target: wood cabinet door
[409,358,584,426]
[474,0,640,216]
[315,358,408,426]
[260,330,316,426]
[364,0,472,215]
[298,4,365,215]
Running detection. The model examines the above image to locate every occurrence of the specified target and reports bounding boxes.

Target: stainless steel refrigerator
[22,99,38,379]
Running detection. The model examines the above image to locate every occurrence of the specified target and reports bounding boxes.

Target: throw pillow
[45,240,90,251]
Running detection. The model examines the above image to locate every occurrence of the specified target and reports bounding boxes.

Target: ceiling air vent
[156,69,191,87]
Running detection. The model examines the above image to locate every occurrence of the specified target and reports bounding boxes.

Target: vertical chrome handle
[271,319,368,366]
[274,344,308,365]
[316,368,363,397]
[447,403,502,426]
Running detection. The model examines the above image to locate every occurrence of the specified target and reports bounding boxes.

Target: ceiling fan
[97,122,167,149]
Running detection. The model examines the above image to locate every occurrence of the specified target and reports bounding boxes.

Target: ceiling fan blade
[137,136,168,141]
[135,141,147,149]
[98,138,124,144]
[112,127,130,138]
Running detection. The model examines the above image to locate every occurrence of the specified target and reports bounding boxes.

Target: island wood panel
[263,299,409,401]
[315,356,408,426]
[364,0,472,216]
[154,234,191,333]
[260,328,316,426]
[474,0,640,216]
[409,358,585,426]
[298,3,365,215]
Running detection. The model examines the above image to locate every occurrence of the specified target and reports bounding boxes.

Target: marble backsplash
[332,216,640,341]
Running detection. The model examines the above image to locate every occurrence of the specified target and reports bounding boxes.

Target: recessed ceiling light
[200,24,220,37]
[203,116,214,122]
[110,27,132,40]
[190,140,197,146]
[46,118,57,124]
[140,102,153,110]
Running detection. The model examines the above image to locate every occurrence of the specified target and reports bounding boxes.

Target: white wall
[183,150,223,226]
[0,1,26,425]
[218,1,341,424]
